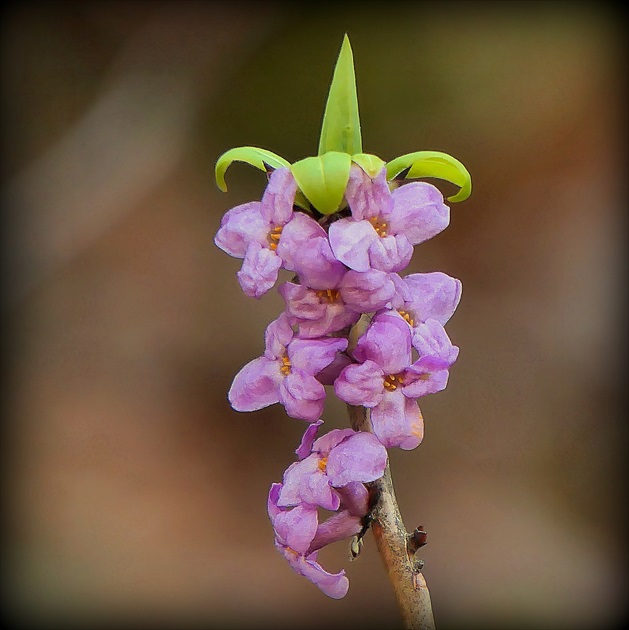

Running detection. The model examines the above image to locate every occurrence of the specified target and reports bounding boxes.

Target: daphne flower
[335,311,455,449]
[268,483,349,599]
[391,271,461,330]
[328,165,450,273]
[279,268,396,338]
[215,167,341,298]
[277,420,387,510]
[228,314,347,421]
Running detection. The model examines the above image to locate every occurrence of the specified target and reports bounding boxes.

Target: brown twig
[347,316,436,630]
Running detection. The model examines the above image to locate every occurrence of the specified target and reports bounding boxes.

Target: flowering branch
[212,34,470,628]
[347,315,435,630]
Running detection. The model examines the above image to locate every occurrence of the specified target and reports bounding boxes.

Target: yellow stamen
[369,216,388,237]
[315,288,341,303]
[268,226,283,251]
[383,373,404,391]
[398,309,415,327]
[318,457,328,472]
[280,354,291,376]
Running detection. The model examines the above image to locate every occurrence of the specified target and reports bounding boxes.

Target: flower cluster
[215,161,462,596]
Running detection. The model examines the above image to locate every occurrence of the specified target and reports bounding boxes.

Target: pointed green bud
[215,146,290,192]
[351,153,385,178]
[386,151,472,203]
[318,34,362,156]
[291,151,352,215]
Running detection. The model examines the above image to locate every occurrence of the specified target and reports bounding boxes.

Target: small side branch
[348,403,436,630]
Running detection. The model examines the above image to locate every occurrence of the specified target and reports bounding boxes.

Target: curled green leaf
[291,151,352,215]
[385,151,472,203]
[318,34,362,156]
[215,146,290,192]
[351,153,385,177]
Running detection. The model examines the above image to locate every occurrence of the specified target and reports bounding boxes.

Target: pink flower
[328,165,450,273]
[228,314,347,422]
[335,311,455,449]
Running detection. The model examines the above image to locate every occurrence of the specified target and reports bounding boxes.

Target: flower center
[315,288,341,303]
[318,456,328,472]
[398,309,415,327]
[280,354,291,376]
[368,216,388,237]
[383,373,404,391]
[268,226,283,251]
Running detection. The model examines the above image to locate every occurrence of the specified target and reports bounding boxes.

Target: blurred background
[1,2,627,629]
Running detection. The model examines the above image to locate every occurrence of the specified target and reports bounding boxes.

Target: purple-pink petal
[228,356,281,412]
[279,371,325,422]
[345,165,393,221]
[259,167,297,226]
[326,432,388,487]
[370,388,424,450]
[334,360,385,408]
[339,269,397,313]
[389,182,450,245]
[264,313,294,360]
[353,312,412,374]
[402,360,450,398]
[237,242,282,298]
[295,419,323,460]
[412,319,459,366]
[214,201,268,258]
[367,233,413,273]
[278,457,340,511]
[315,352,353,386]
[288,337,348,375]
[328,219,379,272]
[299,554,349,599]
[273,503,318,554]
[403,272,462,325]
[312,428,356,456]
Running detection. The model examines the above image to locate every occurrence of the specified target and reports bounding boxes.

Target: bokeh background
[2,2,627,629]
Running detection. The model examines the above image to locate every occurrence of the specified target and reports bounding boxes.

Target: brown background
[2,2,627,629]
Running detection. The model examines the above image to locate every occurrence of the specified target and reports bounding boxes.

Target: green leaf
[351,153,385,177]
[386,151,472,203]
[318,34,362,156]
[291,152,352,215]
[215,146,290,192]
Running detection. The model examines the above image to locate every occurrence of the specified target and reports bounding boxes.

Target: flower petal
[353,311,412,374]
[214,202,268,258]
[280,371,326,422]
[264,313,294,361]
[298,555,349,599]
[288,337,348,375]
[339,270,397,313]
[334,360,384,407]
[259,167,297,226]
[367,233,413,273]
[328,218,379,272]
[273,503,318,553]
[412,319,459,366]
[403,272,462,325]
[389,182,450,245]
[228,356,281,412]
[295,419,324,460]
[312,428,356,455]
[402,359,450,398]
[345,164,393,221]
[279,456,340,511]
[237,242,282,298]
[326,432,388,486]
[370,389,423,450]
